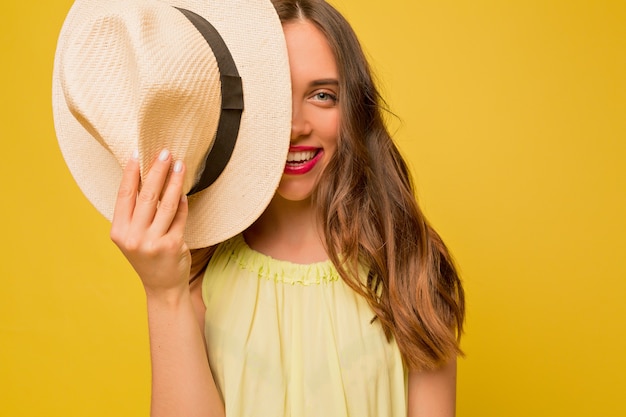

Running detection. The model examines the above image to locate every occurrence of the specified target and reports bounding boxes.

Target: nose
[291,101,311,141]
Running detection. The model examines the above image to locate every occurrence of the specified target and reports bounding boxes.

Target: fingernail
[159,149,170,161]
[173,160,183,173]
[131,149,139,160]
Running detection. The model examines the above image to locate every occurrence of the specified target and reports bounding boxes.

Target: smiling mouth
[284,148,323,175]
[286,150,319,166]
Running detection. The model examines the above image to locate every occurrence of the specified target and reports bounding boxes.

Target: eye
[310,90,338,106]
[316,92,335,101]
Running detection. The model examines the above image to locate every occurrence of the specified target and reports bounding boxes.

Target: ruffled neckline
[221,234,340,285]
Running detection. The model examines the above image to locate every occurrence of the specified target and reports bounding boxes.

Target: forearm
[147,291,224,417]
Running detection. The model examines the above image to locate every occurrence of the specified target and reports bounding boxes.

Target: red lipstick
[284,146,323,175]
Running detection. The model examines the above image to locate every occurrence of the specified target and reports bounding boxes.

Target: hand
[110,149,191,299]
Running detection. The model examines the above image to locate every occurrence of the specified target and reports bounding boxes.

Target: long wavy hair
[270,0,465,371]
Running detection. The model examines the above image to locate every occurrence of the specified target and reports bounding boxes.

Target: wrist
[144,285,191,310]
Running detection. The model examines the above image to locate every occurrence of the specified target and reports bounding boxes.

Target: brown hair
[271,0,465,370]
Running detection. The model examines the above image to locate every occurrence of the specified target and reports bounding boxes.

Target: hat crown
[59,0,222,192]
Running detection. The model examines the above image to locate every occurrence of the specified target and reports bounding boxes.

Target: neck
[244,195,328,263]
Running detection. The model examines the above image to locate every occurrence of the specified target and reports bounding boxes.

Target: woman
[111,0,465,416]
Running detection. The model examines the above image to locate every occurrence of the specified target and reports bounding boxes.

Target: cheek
[320,111,340,151]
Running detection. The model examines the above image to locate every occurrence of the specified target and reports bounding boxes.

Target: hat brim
[52,0,291,249]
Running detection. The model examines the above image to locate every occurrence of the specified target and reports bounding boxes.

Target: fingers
[151,159,187,236]
[131,149,175,231]
[169,193,189,241]
[111,151,140,239]
[111,149,188,247]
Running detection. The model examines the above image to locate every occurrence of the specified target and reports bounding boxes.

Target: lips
[284,146,323,175]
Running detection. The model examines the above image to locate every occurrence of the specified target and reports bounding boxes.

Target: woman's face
[275,20,340,202]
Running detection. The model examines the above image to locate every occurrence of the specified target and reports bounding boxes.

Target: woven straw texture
[53,0,291,248]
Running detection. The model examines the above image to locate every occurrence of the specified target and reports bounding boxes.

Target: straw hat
[52,0,291,249]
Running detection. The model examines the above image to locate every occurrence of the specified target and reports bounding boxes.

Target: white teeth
[287,150,316,163]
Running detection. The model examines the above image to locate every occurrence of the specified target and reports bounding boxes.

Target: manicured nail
[131,149,139,160]
[173,160,183,173]
[159,149,170,161]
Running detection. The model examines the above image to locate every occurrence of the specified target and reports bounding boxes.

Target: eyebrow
[309,78,339,87]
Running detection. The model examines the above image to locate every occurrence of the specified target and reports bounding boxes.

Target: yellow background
[1,0,624,415]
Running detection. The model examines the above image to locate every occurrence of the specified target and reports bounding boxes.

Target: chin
[275,176,318,203]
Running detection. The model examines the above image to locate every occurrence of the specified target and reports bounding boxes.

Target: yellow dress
[202,234,407,417]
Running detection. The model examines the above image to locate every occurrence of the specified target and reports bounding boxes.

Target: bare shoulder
[407,358,457,417]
